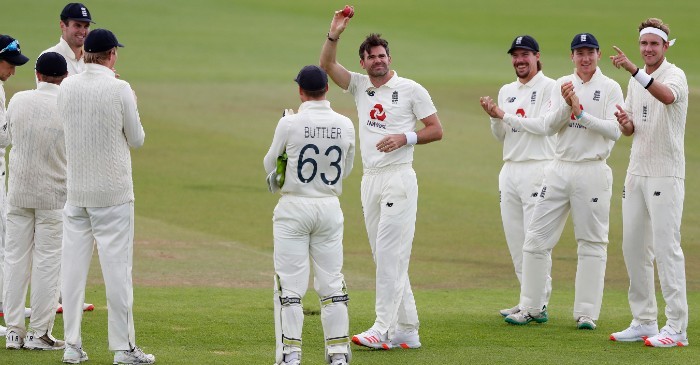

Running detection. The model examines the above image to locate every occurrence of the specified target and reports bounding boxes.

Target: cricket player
[608,18,690,347]
[41,3,93,76]
[58,29,154,364]
[484,33,623,330]
[320,7,443,350]
[0,34,29,338]
[265,65,356,365]
[2,52,68,351]
[42,2,97,315]
[479,35,555,318]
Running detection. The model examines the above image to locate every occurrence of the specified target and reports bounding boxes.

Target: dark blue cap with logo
[295,65,328,92]
[36,52,68,77]
[84,29,124,53]
[61,3,94,23]
[0,35,29,66]
[508,35,539,54]
[571,33,599,50]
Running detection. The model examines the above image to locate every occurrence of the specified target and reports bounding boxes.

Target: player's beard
[514,63,531,79]
[368,63,389,78]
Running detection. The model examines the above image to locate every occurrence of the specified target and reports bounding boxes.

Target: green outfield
[2,0,700,364]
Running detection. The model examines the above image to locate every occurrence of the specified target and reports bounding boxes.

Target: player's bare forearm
[319,8,352,89]
[416,113,443,144]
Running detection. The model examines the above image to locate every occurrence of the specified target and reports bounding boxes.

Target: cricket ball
[342,5,354,18]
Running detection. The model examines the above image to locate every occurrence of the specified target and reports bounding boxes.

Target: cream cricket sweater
[5,83,67,209]
[58,63,145,207]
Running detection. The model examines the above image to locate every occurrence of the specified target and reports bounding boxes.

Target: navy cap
[507,35,539,54]
[61,3,94,23]
[294,65,328,92]
[571,33,599,50]
[36,52,68,77]
[84,29,124,53]
[0,35,29,66]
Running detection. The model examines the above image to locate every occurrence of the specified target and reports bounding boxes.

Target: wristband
[575,111,584,120]
[632,68,640,77]
[404,131,418,145]
[633,69,653,88]
[327,33,339,42]
[645,77,655,89]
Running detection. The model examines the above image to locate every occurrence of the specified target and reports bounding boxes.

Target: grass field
[2,0,700,364]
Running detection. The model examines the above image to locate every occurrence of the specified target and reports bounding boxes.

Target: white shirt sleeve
[577,81,623,141]
[343,121,355,178]
[263,117,290,174]
[411,82,437,120]
[121,84,145,148]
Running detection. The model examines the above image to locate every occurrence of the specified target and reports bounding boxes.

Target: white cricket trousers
[521,160,611,320]
[3,205,62,337]
[0,174,6,311]
[62,202,136,351]
[622,174,687,333]
[361,163,418,336]
[273,195,349,356]
[499,160,552,306]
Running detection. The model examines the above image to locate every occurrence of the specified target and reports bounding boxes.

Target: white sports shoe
[63,345,89,363]
[24,307,32,318]
[24,331,65,350]
[644,326,689,347]
[391,329,421,349]
[114,346,156,364]
[577,316,596,330]
[351,328,390,350]
[0,325,6,336]
[610,322,658,342]
[6,330,24,350]
[499,305,520,317]
[505,308,548,325]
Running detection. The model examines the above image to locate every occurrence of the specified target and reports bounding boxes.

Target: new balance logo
[507,97,516,103]
[386,202,394,207]
[654,191,661,196]
[591,198,598,202]
[366,88,375,96]
[531,192,538,197]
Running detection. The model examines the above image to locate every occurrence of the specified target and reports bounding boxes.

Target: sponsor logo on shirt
[366,103,387,129]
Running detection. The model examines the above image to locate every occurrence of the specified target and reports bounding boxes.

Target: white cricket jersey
[42,37,86,76]
[346,71,437,169]
[0,81,7,175]
[264,100,356,198]
[490,71,556,162]
[504,67,623,162]
[624,59,688,178]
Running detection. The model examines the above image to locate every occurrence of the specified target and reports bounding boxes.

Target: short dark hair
[303,88,326,98]
[358,33,389,60]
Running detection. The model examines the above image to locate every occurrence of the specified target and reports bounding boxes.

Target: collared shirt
[624,59,688,178]
[264,100,356,198]
[503,67,623,162]
[0,81,7,174]
[42,37,85,76]
[346,71,437,169]
[490,71,556,162]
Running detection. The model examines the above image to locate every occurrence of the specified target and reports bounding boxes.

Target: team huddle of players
[265,8,689,365]
[1,3,154,365]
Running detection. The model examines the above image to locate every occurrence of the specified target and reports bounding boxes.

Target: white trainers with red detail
[391,329,421,349]
[351,328,390,350]
[644,326,689,347]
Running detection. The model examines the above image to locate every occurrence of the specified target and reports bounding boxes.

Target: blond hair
[639,18,670,40]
